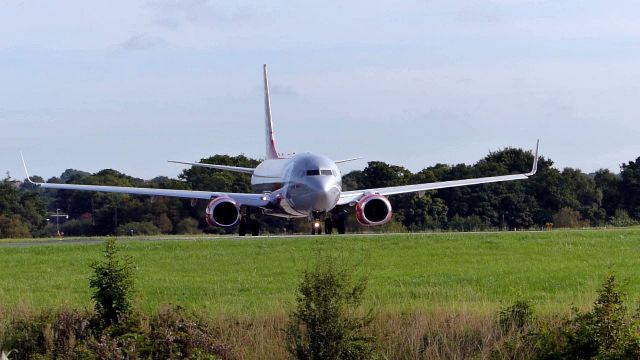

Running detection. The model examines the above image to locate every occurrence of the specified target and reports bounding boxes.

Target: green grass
[1,229,640,316]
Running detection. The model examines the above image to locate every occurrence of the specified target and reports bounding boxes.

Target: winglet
[20,152,37,184]
[526,139,539,176]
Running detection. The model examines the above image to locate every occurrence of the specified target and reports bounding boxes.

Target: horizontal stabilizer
[334,157,363,164]
[168,160,255,174]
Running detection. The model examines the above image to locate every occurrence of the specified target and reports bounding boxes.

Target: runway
[0,232,444,247]
[0,228,617,247]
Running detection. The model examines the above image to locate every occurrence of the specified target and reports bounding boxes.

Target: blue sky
[2,1,639,180]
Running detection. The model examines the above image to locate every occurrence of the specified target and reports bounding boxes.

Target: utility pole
[49,209,68,238]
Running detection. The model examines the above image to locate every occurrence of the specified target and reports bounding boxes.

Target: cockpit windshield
[306,169,334,176]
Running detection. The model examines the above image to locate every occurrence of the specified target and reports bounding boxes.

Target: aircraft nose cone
[306,179,340,211]
[313,185,340,211]
[287,177,341,213]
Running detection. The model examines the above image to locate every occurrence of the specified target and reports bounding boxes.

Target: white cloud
[120,34,166,51]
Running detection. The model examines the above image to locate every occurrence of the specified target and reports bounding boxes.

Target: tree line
[2,148,640,238]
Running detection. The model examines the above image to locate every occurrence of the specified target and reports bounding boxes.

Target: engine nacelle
[355,194,392,226]
[205,197,241,227]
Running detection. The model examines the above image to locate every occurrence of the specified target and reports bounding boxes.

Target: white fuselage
[251,153,342,218]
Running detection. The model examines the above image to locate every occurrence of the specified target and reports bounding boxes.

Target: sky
[1,0,639,180]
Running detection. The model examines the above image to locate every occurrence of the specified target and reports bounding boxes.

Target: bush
[147,305,232,359]
[153,213,173,234]
[609,209,638,227]
[285,255,379,359]
[498,300,534,331]
[175,217,203,234]
[60,218,94,236]
[2,308,94,359]
[89,238,135,327]
[447,215,491,232]
[552,207,588,229]
[1,306,233,360]
[0,215,32,238]
[532,273,640,359]
[116,221,160,236]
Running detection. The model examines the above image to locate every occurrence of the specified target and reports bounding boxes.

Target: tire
[251,219,260,236]
[238,218,247,236]
[324,218,333,234]
[336,219,346,234]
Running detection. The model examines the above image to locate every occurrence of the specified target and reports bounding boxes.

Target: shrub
[89,238,135,327]
[285,255,379,359]
[609,209,637,227]
[552,208,586,229]
[116,221,160,236]
[1,306,233,360]
[0,215,32,238]
[2,308,94,359]
[532,272,640,359]
[153,214,173,234]
[147,305,232,359]
[60,218,94,236]
[448,215,491,232]
[498,300,534,331]
[175,217,203,234]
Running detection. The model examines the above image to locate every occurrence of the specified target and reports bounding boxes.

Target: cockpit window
[306,169,333,176]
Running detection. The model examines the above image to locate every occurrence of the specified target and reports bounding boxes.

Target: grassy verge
[1,229,640,317]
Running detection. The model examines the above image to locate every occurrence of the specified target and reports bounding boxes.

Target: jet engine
[205,197,241,227]
[355,194,392,226]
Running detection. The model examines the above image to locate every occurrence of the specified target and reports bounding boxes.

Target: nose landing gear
[311,220,322,235]
[310,210,347,235]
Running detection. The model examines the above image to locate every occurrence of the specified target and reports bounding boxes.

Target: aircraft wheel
[324,218,333,234]
[251,219,260,236]
[238,217,247,236]
[336,219,346,234]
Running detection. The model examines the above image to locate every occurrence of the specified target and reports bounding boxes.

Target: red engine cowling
[355,194,392,226]
[205,197,241,227]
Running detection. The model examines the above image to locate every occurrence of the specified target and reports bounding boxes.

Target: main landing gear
[239,208,260,236]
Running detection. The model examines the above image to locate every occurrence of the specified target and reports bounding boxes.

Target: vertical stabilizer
[263,64,280,159]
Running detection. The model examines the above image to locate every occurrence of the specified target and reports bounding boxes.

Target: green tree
[620,156,640,218]
[0,215,32,238]
[89,238,136,326]
[0,178,46,237]
[594,169,623,218]
[285,255,378,359]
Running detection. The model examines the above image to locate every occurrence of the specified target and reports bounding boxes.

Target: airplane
[22,64,539,236]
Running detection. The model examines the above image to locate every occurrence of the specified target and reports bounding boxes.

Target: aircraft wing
[338,140,539,205]
[21,156,269,207]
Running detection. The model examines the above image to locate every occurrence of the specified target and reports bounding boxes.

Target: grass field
[1,229,640,317]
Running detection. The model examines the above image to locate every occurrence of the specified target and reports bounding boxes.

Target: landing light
[313,221,320,228]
